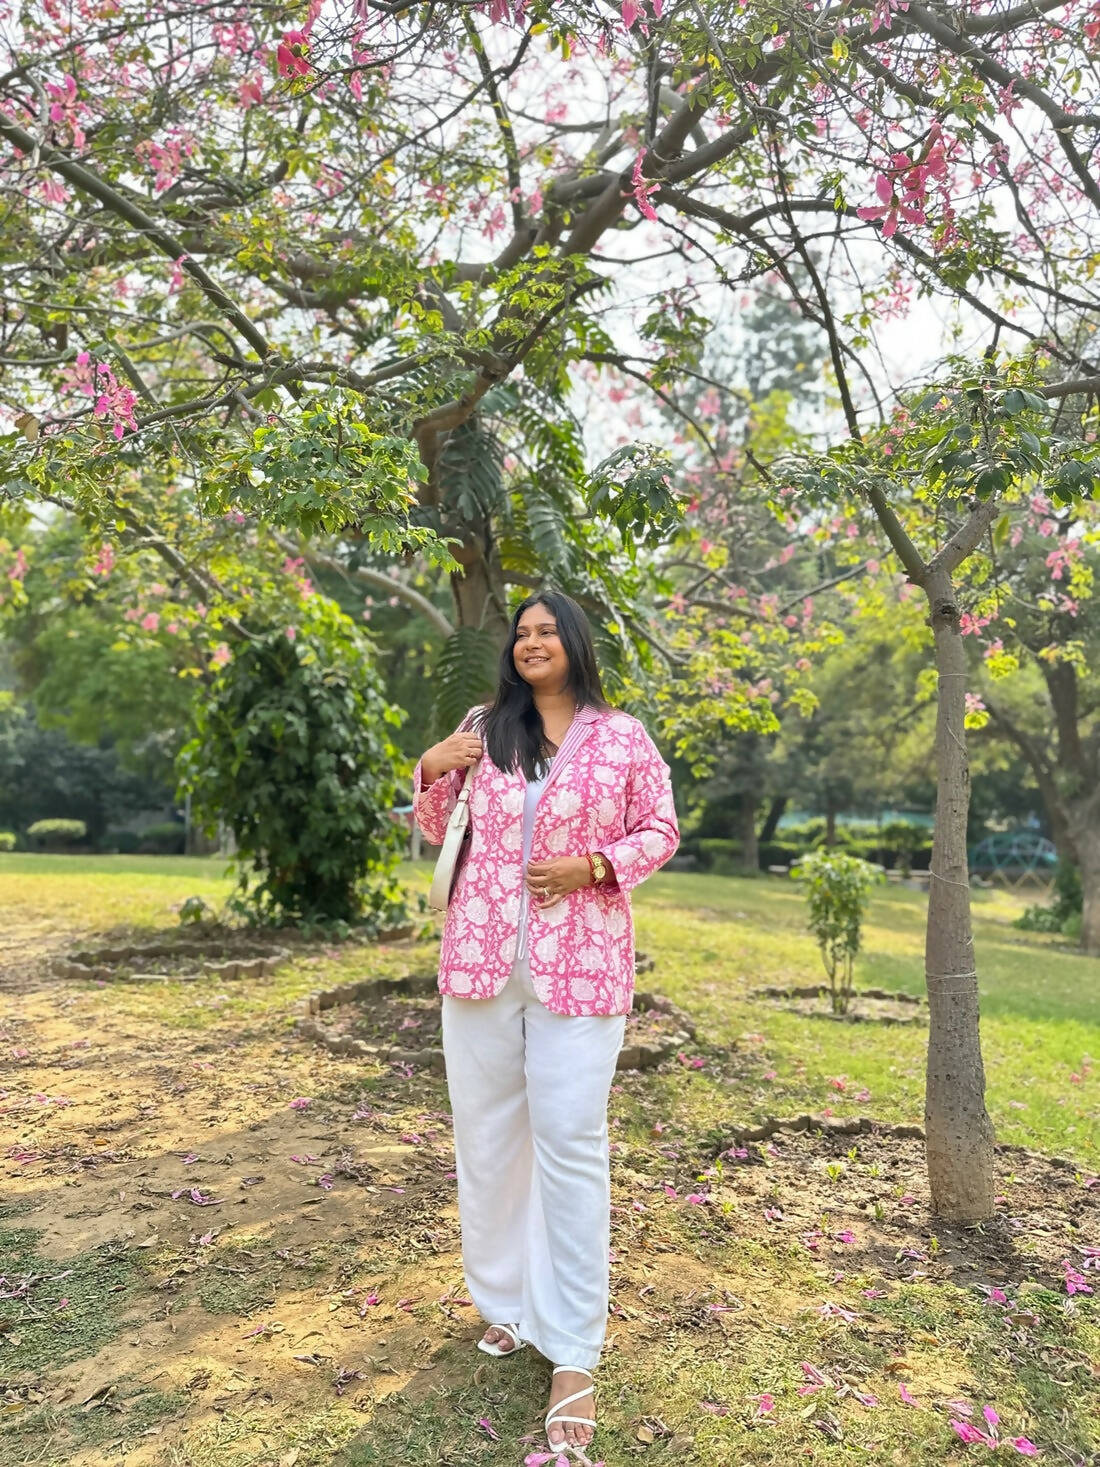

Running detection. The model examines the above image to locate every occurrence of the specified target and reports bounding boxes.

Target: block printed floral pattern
[413,704,679,1016]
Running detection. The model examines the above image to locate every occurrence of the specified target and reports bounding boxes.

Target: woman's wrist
[420,751,446,784]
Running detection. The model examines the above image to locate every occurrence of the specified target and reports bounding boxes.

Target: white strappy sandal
[476,1322,526,1358]
[545,1365,597,1457]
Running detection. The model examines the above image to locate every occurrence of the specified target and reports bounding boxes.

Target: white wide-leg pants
[441,954,627,1371]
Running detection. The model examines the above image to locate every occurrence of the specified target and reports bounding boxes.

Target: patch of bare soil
[600,1116,1098,1362]
[302,980,697,1073]
[2,929,1095,1466]
[751,985,926,1025]
[0,933,481,1465]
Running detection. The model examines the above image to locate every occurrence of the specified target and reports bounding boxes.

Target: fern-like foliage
[438,419,506,524]
[432,625,500,736]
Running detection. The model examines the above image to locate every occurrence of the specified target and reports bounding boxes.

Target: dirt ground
[2,919,1097,1467]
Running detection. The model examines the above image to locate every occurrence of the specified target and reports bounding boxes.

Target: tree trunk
[736,791,760,872]
[922,569,996,1222]
[449,520,510,645]
[760,795,787,844]
[1071,813,1100,956]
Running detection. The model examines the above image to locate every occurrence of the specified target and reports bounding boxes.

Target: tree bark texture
[988,668,1100,955]
[1070,816,1100,956]
[448,519,511,646]
[760,795,788,845]
[922,570,996,1222]
[736,791,760,873]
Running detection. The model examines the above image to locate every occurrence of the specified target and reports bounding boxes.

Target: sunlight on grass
[2,857,1097,1467]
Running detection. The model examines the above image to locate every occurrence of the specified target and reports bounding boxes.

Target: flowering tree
[789,359,1098,1221]
[3,0,1100,1215]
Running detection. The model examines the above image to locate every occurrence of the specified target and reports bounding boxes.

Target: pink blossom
[285,625,297,642]
[629,150,661,221]
[1062,1260,1093,1295]
[211,643,231,668]
[818,1301,858,1322]
[870,0,909,32]
[898,1384,919,1407]
[798,1362,829,1396]
[1010,1440,1038,1456]
[140,612,160,632]
[91,364,139,438]
[289,1096,311,1110]
[46,74,86,150]
[276,30,311,77]
[239,73,264,107]
[857,177,925,237]
[169,254,189,294]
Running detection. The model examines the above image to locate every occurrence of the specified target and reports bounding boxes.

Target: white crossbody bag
[427,760,479,912]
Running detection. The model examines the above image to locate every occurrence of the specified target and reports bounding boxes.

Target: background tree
[792,360,1099,1222]
[970,506,1100,951]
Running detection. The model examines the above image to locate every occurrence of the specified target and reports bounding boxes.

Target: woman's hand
[421,732,483,785]
[525,856,593,910]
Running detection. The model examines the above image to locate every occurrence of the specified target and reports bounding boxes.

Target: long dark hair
[479,590,609,778]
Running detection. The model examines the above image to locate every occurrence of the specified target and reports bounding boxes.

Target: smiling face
[513,602,570,693]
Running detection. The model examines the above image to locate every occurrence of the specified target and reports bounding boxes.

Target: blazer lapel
[541,704,601,796]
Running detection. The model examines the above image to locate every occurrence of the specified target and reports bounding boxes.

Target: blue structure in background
[968,830,1057,883]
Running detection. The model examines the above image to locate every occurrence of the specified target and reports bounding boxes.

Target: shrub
[0,830,15,851]
[27,818,87,849]
[791,849,883,1014]
[177,894,214,925]
[138,822,186,855]
[698,837,744,874]
[178,604,411,930]
[105,829,141,854]
[1016,857,1082,935]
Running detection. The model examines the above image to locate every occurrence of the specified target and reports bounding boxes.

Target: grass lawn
[0,856,1096,1467]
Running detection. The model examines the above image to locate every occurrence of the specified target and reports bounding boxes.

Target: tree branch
[0,116,273,361]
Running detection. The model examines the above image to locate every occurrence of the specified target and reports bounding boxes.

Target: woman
[413,590,679,1458]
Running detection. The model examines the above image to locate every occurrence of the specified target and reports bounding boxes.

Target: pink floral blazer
[413,704,679,1016]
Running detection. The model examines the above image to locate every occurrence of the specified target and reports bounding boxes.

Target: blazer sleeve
[412,706,481,846]
[598,721,679,894]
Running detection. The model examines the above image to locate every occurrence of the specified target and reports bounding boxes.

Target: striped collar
[541,702,605,793]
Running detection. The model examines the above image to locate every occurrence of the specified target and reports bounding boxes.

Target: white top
[515,764,551,960]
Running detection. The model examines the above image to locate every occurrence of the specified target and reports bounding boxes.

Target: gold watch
[589,851,608,885]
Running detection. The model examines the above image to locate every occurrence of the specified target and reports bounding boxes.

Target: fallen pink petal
[950,1420,994,1447]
